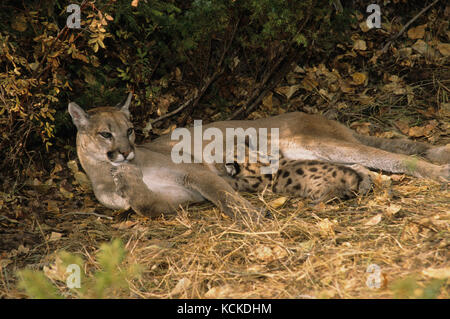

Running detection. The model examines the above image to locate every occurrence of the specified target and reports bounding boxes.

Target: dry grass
[1,173,448,299]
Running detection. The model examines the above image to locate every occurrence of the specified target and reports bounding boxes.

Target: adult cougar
[68,93,449,219]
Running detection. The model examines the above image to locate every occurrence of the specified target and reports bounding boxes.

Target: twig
[63,211,113,220]
[33,217,50,253]
[0,215,26,225]
[227,55,283,120]
[227,50,295,120]
[148,93,197,125]
[179,19,240,125]
[381,0,440,53]
[227,11,311,120]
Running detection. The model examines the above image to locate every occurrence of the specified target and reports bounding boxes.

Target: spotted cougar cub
[224,156,372,202]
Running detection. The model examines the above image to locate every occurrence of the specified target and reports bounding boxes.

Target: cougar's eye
[127,128,134,136]
[99,132,112,139]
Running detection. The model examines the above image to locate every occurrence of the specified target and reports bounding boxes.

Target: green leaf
[17,270,62,299]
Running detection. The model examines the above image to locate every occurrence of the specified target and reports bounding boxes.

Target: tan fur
[68,94,261,222]
[224,157,373,202]
[150,112,449,181]
[69,94,449,219]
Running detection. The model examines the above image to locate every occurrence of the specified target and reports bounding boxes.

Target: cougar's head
[68,93,136,166]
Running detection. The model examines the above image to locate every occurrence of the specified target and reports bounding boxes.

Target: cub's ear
[118,92,132,118]
[68,102,90,130]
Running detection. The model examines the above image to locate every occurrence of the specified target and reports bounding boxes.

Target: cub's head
[68,93,136,165]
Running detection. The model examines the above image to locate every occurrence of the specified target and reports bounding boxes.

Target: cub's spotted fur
[225,158,372,203]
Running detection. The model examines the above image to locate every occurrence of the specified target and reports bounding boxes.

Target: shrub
[17,239,142,298]
[0,0,346,183]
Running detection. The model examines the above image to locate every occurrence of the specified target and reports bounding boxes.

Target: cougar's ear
[118,92,132,118]
[68,102,90,130]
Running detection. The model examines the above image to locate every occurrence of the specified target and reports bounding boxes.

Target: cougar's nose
[120,148,134,160]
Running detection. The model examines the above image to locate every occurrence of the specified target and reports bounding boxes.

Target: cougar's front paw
[111,167,128,198]
[111,164,143,179]
[110,164,143,198]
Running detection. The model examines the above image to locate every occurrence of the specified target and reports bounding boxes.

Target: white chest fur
[142,167,204,204]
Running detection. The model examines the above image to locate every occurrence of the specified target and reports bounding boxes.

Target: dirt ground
[1,158,448,298]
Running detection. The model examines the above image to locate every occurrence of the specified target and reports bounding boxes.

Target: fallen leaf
[67,160,79,174]
[412,40,438,59]
[398,47,412,58]
[111,220,138,230]
[408,126,425,137]
[300,77,318,92]
[395,120,410,135]
[51,163,63,175]
[353,39,367,51]
[436,43,450,57]
[408,121,436,137]
[407,24,427,39]
[336,102,349,110]
[170,277,191,296]
[377,131,395,139]
[9,245,30,257]
[365,214,382,226]
[252,245,274,261]
[385,204,401,216]
[47,200,60,214]
[339,80,355,93]
[59,185,74,199]
[12,14,27,32]
[388,75,400,82]
[251,245,287,261]
[262,92,273,110]
[319,289,336,299]
[175,67,182,81]
[275,85,302,99]
[293,65,305,73]
[422,267,450,279]
[48,232,63,241]
[269,196,288,208]
[272,246,288,259]
[383,82,406,95]
[359,20,370,32]
[350,122,371,135]
[351,72,367,86]
[205,285,236,298]
[43,257,67,282]
[317,218,335,237]
[0,258,12,268]
[389,174,405,182]
[152,123,177,135]
[74,171,91,190]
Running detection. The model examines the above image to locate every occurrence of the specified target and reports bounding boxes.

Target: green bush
[0,0,347,180]
[17,239,142,298]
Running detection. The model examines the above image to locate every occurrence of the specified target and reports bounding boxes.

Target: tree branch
[381,0,440,53]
